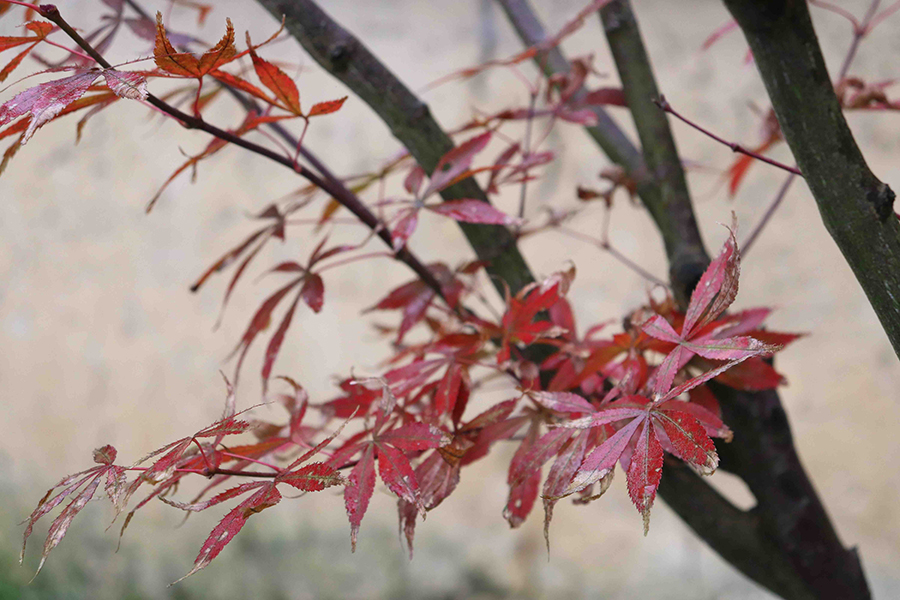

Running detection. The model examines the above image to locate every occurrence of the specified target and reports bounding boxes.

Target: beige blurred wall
[1,0,899,598]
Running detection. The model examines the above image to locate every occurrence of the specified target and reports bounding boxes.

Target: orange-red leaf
[211,69,276,106]
[0,23,55,83]
[307,96,347,117]
[0,21,53,52]
[154,12,235,78]
[0,47,32,83]
[247,37,302,114]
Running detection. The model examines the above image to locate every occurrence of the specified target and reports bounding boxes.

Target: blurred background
[2,0,899,598]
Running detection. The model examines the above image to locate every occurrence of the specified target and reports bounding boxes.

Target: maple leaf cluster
[20,221,798,578]
[0,6,347,186]
[4,0,804,586]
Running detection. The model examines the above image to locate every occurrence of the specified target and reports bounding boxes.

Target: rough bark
[710,381,870,599]
[724,0,900,360]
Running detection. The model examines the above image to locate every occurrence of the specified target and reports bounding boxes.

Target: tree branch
[495,0,646,178]
[657,462,813,600]
[655,95,802,177]
[710,381,871,599]
[36,3,454,309]
[498,2,871,598]
[495,0,709,304]
[598,0,710,304]
[255,0,537,296]
[723,0,900,360]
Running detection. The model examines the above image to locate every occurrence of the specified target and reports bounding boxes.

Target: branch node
[410,101,431,125]
[38,4,58,18]
[328,42,353,72]
[652,94,669,111]
[868,182,895,222]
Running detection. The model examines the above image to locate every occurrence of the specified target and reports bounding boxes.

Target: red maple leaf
[494,268,574,364]
[366,263,464,341]
[328,384,448,551]
[558,356,744,533]
[0,67,147,144]
[21,445,126,578]
[641,225,779,398]
[387,132,520,247]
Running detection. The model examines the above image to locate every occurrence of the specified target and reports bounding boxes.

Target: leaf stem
[4,0,40,10]
[220,451,282,471]
[40,38,96,62]
[654,95,802,177]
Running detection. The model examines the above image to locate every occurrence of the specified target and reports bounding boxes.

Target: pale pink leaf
[626,420,663,535]
[652,344,691,399]
[101,69,148,100]
[660,355,756,403]
[422,131,492,197]
[427,199,520,225]
[564,416,642,495]
[641,314,682,344]
[173,484,281,584]
[559,407,645,429]
[0,70,99,143]
[686,334,772,361]
[683,226,739,335]
[529,390,595,414]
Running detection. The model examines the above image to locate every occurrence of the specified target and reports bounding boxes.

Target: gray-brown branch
[724,0,900,360]
[256,0,537,297]
[598,0,709,304]
[499,1,871,598]
[495,0,709,304]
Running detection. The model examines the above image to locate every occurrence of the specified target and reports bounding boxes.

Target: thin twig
[810,0,861,27]
[837,0,881,81]
[204,467,279,478]
[36,3,453,309]
[517,90,538,220]
[867,0,900,30]
[741,173,796,256]
[4,0,39,9]
[655,95,801,177]
[554,225,667,287]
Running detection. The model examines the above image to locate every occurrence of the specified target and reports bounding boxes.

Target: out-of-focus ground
[1,0,899,598]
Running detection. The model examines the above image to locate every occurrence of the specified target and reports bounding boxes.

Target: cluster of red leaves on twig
[6,0,806,585]
[0,6,348,195]
[21,222,799,578]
